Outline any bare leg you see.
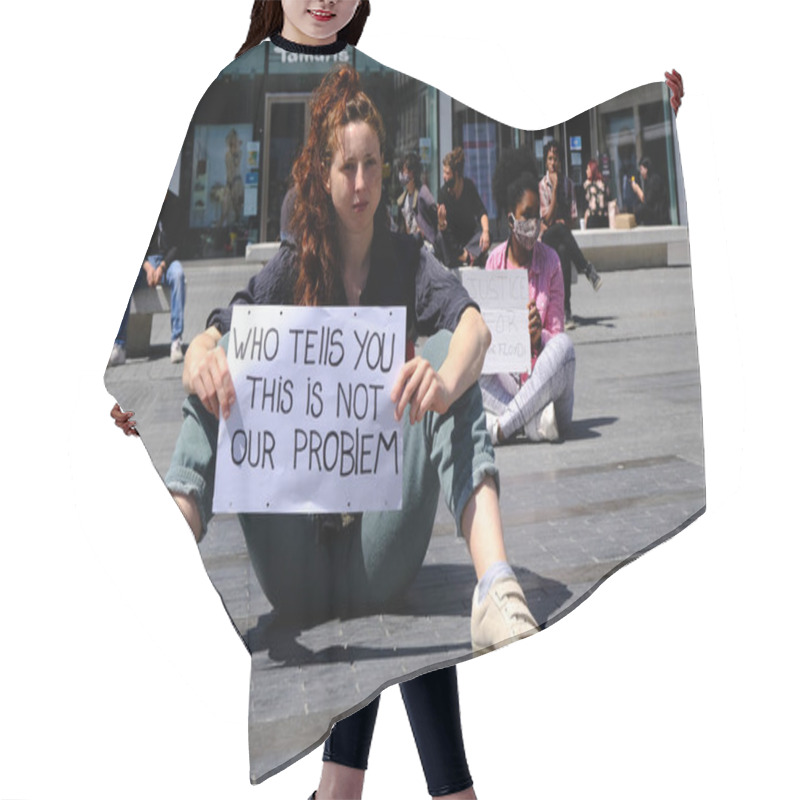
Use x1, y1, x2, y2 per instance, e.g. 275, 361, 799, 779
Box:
438, 789, 477, 799
463, 477, 538, 650
171, 491, 203, 543
460, 475, 508, 580
316, 762, 365, 800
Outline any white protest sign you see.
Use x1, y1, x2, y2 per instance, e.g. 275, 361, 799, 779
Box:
459, 268, 530, 373
213, 305, 406, 514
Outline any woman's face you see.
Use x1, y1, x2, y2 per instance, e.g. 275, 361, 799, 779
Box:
508, 189, 540, 251
514, 189, 539, 222
326, 120, 383, 236
281, 0, 361, 45
586, 164, 592, 181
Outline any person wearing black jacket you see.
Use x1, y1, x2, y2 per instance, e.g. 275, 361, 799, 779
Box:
632, 156, 670, 225
108, 189, 186, 366
435, 147, 491, 268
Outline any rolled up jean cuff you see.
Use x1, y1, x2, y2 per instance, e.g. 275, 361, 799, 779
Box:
165, 465, 211, 537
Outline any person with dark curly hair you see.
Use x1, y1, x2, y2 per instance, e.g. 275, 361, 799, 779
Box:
481, 171, 575, 445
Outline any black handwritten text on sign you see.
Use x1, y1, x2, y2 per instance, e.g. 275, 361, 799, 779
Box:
213, 306, 406, 514
458, 268, 529, 374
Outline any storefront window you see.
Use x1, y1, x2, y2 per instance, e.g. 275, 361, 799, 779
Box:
178, 47, 683, 260
597, 83, 678, 223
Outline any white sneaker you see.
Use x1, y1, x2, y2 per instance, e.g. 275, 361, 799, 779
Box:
108, 343, 126, 367
484, 412, 500, 446
523, 402, 559, 443
471, 575, 539, 653
170, 338, 184, 364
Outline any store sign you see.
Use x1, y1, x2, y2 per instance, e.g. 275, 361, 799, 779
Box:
570, 136, 582, 150
244, 142, 260, 217
214, 305, 406, 515
419, 137, 432, 164
268, 44, 352, 74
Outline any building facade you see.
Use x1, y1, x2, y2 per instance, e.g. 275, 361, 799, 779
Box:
168, 42, 684, 260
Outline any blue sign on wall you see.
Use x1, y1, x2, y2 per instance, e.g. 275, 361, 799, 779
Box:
570, 136, 582, 151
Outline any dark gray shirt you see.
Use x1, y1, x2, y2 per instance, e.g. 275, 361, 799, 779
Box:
208, 229, 478, 341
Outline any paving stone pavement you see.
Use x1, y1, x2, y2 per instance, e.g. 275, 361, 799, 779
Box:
105, 258, 704, 782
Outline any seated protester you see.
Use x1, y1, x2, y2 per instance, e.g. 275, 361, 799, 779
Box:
109, 189, 187, 366
396, 152, 438, 247
583, 159, 610, 229
632, 156, 670, 225
435, 147, 490, 267
539, 140, 602, 328
166, 66, 537, 654
481, 172, 576, 445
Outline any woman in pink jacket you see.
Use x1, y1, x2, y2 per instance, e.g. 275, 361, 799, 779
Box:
480, 171, 576, 444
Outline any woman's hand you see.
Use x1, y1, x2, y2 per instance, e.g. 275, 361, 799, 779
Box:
437, 203, 448, 231
528, 301, 543, 356
390, 356, 452, 425
479, 228, 490, 253
143, 260, 157, 287
110, 403, 139, 437
183, 327, 236, 420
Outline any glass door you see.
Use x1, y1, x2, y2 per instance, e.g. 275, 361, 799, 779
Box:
262, 95, 310, 242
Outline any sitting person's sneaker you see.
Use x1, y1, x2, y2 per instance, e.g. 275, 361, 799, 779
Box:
523, 401, 559, 443
471, 575, 539, 652
484, 411, 500, 446
170, 338, 184, 364
565, 314, 576, 330
108, 343, 126, 367
586, 262, 603, 291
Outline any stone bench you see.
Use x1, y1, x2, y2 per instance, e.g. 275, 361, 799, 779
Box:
126, 284, 170, 358
571, 224, 690, 271
245, 225, 690, 273
246, 241, 281, 265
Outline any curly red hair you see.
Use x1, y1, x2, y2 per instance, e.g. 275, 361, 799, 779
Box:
290, 66, 386, 306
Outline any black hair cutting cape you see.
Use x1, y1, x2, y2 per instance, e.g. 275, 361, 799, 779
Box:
104, 36, 703, 784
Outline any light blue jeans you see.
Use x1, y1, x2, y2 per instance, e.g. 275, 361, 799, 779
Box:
115, 255, 186, 345
165, 330, 499, 623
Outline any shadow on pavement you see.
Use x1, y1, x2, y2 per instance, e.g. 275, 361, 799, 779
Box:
250, 620, 466, 666
245, 563, 571, 663
571, 314, 617, 329
565, 415, 618, 441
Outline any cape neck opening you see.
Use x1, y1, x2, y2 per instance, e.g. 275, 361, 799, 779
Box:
270, 32, 349, 55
